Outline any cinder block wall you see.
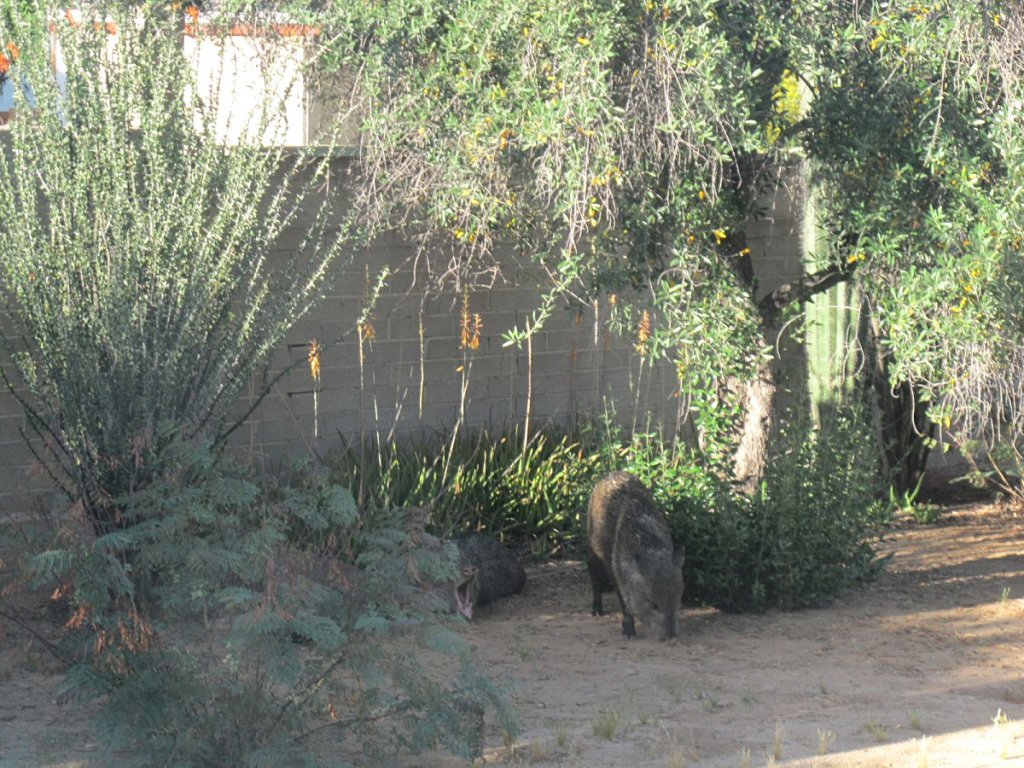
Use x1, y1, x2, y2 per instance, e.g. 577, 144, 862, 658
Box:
236, 228, 685, 469
0, 150, 811, 514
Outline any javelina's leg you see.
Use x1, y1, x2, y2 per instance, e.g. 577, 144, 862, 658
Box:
617, 589, 636, 637
588, 554, 607, 615
621, 613, 636, 637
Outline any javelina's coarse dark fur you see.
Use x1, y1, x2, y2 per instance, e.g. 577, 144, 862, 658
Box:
586, 471, 684, 640
453, 531, 527, 607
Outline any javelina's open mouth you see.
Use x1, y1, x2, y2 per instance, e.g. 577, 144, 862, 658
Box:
456, 581, 474, 620
454, 564, 478, 620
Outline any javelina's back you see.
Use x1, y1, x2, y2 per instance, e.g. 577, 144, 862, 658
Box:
586, 471, 684, 640
453, 531, 527, 606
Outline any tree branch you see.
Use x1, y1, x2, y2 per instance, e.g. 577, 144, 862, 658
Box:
757, 262, 857, 323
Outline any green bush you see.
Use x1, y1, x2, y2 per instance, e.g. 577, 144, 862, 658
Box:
33, 443, 513, 767
329, 426, 602, 552
747, 409, 889, 609
620, 410, 887, 612
330, 413, 887, 612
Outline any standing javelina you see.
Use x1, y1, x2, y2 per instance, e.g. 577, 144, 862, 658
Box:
453, 531, 527, 608
586, 471, 684, 640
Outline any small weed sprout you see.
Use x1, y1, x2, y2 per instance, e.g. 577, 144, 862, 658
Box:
555, 726, 570, 749
527, 740, 551, 763
866, 719, 891, 742
992, 708, 1013, 760
772, 721, 785, 760
701, 693, 723, 712
909, 710, 923, 731
503, 729, 516, 757
817, 728, 836, 755
738, 747, 752, 768
1000, 587, 1012, 608
593, 708, 621, 740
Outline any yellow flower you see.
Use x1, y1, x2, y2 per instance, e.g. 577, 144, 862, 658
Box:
713, 229, 728, 244
577, 36, 591, 46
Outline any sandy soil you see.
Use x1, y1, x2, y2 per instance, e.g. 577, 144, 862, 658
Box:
2, 502, 1023, 767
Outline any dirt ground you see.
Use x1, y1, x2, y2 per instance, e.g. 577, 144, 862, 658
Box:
2, 502, 1024, 767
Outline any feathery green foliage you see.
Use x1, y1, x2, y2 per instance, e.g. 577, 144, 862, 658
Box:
37, 442, 513, 766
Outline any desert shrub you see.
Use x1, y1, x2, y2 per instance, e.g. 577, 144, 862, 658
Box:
745, 409, 889, 609
616, 410, 887, 612
32, 442, 512, 766
0, 2, 346, 540
330, 413, 885, 611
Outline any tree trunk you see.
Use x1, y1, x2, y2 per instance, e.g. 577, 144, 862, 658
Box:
727, 261, 856, 493
861, 307, 932, 494
732, 358, 776, 495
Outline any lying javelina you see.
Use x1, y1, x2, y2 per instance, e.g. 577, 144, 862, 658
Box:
453, 531, 527, 608
586, 471, 684, 640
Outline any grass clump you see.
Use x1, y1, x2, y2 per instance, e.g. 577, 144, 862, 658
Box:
592, 708, 622, 741
329, 426, 601, 554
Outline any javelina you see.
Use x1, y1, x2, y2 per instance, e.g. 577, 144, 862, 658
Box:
414, 530, 481, 619
453, 531, 527, 607
586, 471, 684, 640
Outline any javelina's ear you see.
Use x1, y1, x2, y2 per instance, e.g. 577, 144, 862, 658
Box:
672, 548, 685, 570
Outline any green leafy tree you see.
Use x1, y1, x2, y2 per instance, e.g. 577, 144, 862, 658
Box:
307, 0, 809, 485
302, 0, 1024, 498
797, 1, 1024, 494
